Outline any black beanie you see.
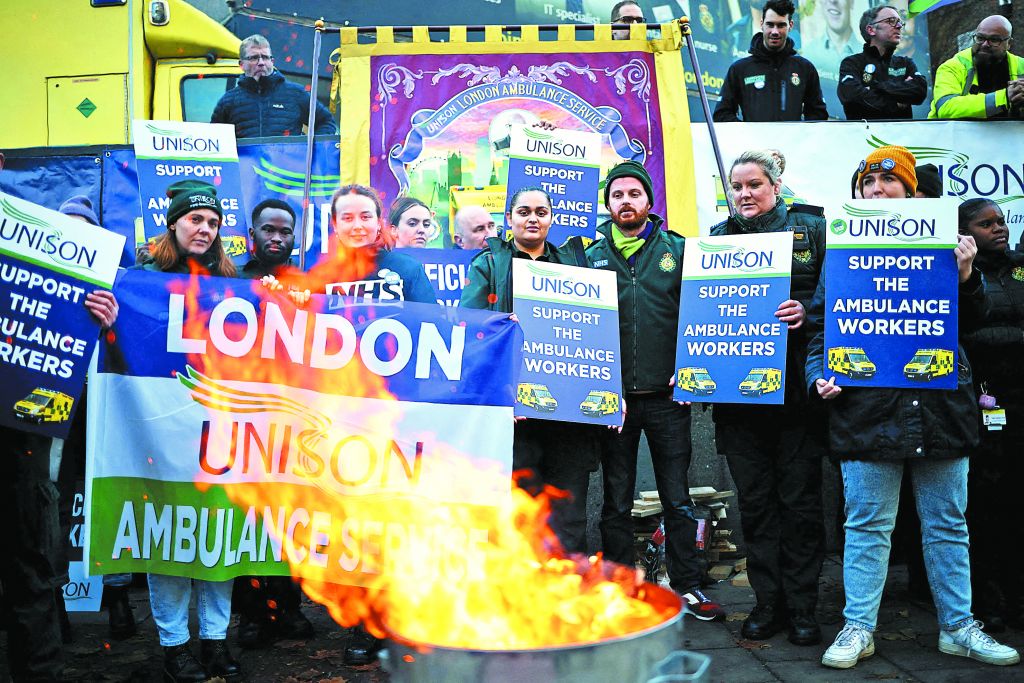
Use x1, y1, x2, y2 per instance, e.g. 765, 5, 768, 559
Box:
915, 164, 941, 199
166, 180, 222, 227
603, 160, 654, 207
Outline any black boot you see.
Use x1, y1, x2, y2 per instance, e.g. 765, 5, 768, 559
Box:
787, 609, 822, 646
200, 639, 241, 679
278, 608, 315, 640
237, 613, 275, 649
163, 642, 207, 683
741, 604, 785, 640
344, 626, 383, 665
106, 585, 137, 640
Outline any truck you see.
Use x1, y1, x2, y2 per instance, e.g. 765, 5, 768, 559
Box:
517, 383, 558, 412
676, 367, 716, 396
738, 368, 782, 397
828, 346, 877, 380
13, 388, 75, 424
579, 390, 619, 417
903, 348, 954, 381
0, 0, 242, 150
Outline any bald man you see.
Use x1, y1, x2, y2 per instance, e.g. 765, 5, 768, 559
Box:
453, 205, 497, 250
930, 15, 1023, 119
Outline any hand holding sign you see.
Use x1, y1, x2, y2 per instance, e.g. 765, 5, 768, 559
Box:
955, 233, 977, 283
85, 291, 119, 329
815, 376, 842, 400
775, 299, 805, 329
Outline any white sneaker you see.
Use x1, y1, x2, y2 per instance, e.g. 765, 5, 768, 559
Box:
821, 624, 875, 669
939, 621, 1020, 666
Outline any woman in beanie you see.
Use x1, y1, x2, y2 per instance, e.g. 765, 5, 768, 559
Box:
810, 146, 1020, 669
138, 179, 236, 277
708, 149, 827, 647
137, 179, 241, 682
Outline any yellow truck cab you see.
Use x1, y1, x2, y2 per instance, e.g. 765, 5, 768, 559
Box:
676, 367, 716, 396
738, 367, 782, 397
828, 346, 877, 380
580, 390, 619, 417
0, 0, 241, 150
13, 388, 75, 424
517, 383, 558, 412
903, 348, 954, 381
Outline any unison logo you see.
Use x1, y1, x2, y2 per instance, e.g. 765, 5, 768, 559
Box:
253, 158, 340, 198
525, 262, 601, 300
0, 198, 98, 272
146, 123, 222, 154
522, 127, 589, 161
698, 240, 773, 272
839, 203, 935, 242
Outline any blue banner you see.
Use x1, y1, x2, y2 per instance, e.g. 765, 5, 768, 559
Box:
394, 247, 476, 307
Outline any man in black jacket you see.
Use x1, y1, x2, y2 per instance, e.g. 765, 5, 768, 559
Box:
212, 35, 337, 138
838, 5, 927, 120
714, 0, 828, 122
241, 198, 297, 279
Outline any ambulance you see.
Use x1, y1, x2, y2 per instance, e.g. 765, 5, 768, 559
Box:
738, 368, 782, 397
828, 346, 877, 379
517, 383, 558, 412
676, 367, 716, 396
903, 349, 954, 381
579, 390, 620, 417
12, 389, 75, 424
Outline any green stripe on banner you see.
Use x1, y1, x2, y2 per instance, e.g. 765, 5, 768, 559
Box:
827, 243, 956, 250
519, 294, 618, 310
682, 273, 792, 281
0, 244, 110, 288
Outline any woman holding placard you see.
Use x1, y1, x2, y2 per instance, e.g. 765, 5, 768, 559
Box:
462, 186, 598, 555
810, 147, 1019, 669
708, 149, 827, 647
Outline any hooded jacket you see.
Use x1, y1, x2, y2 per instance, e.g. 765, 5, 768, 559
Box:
839, 44, 927, 120
211, 70, 337, 138
585, 215, 685, 393
713, 34, 829, 122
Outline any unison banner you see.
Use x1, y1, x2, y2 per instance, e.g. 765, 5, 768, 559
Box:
0, 192, 124, 438
823, 198, 959, 390
672, 233, 792, 405
85, 271, 520, 583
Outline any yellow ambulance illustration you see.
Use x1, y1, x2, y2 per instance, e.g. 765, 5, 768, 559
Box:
12, 388, 74, 424
903, 349, 954, 381
828, 346, 877, 379
517, 383, 558, 412
676, 367, 717, 396
580, 390, 620, 417
739, 368, 782, 397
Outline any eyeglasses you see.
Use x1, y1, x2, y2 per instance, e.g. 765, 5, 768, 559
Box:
243, 54, 274, 63
870, 17, 905, 29
614, 16, 646, 24
974, 33, 1009, 46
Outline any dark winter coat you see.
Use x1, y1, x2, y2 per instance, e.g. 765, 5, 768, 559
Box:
211, 71, 337, 138
839, 45, 927, 120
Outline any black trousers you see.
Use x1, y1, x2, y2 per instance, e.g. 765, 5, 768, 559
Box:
716, 412, 825, 612
513, 419, 598, 555
600, 395, 700, 593
234, 575, 303, 621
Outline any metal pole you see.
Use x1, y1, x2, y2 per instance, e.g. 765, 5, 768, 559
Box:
300, 19, 325, 271
678, 17, 734, 217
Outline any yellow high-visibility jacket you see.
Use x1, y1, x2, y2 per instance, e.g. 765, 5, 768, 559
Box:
929, 48, 1023, 119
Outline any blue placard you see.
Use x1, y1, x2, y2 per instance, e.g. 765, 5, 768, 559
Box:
505, 126, 601, 246
824, 199, 959, 390
672, 233, 793, 405
512, 260, 622, 425
394, 247, 477, 307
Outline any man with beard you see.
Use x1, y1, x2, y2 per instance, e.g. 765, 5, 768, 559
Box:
586, 161, 725, 622
930, 15, 1023, 120
241, 199, 298, 279
838, 5, 927, 120
714, 0, 828, 121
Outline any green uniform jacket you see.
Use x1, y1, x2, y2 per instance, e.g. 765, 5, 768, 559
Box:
929, 48, 1023, 119
585, 215, 685, 393
461, 235, 588, 313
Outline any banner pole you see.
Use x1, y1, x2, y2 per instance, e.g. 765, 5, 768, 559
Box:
678, 17, 734, 217
300, 19, 325, 271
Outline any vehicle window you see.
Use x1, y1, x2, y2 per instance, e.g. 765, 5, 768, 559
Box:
181, 74, 238, 122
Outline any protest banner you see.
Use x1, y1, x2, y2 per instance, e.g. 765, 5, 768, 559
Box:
85, 271, 520, 584
132, 120, 248, 262
673, 233, 793, 405
505, 125, 602, 245
511, 260, 621, 425
63, 481, 103, 612
0, 192, 124, 438
395, 247, 475, 307
824, 198, 958, 390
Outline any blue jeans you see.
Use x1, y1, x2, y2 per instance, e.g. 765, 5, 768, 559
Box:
841, 458, 973, 632
148, 574, 233, 646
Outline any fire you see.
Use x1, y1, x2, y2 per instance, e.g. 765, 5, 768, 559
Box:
168, 243, 677, 650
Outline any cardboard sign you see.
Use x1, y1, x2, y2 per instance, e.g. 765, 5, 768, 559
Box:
673, 232, 793, 404
0, 192, 124, 438
63, 482, 103, 612
824, 198, 959, 390
512, 259, 622, 425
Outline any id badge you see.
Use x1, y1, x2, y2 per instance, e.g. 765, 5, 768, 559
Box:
982, 408, 1007, 431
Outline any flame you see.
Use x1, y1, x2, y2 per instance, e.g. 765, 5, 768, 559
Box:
166, 242, 677, 650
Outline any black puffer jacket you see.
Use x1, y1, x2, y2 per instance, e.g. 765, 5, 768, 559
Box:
713, 34, 829, 122
711, 200, 826, 419
211, 71, 337, 138
805, 269, 988, 461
